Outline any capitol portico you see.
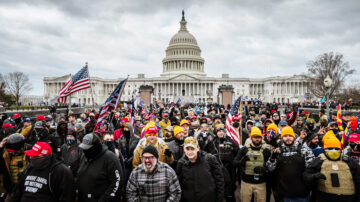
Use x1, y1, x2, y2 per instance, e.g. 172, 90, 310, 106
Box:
44, 11, 312, 106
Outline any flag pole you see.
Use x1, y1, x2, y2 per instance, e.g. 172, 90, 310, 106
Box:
239, 96, 243, 146
68, 74, 72, 112
86, 62, 96, 109
110, 75, 129, 124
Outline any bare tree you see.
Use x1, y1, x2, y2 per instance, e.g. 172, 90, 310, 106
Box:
4, 72, 32, 105
306, 52, 355, 98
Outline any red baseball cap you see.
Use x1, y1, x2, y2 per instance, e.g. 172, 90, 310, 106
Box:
25, 142, 52, 157
2, 123, 14, 129
163, 113, 169, 117
146, 127, 158, 135
348, 133, 360, 143
36, 115, 45, 121
232, 116, 241, 121
13, 113, 21, 119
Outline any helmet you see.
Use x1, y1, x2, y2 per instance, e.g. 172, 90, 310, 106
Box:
6, 133, 25, 151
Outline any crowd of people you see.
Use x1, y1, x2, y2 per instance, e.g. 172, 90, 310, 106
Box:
0, 101, 359, 202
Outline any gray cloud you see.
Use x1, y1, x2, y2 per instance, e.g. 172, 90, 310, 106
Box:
0, 0, 359, 95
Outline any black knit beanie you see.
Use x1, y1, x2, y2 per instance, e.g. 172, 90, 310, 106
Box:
142, 145, 159, 159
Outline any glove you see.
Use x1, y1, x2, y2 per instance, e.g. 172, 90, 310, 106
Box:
164, 149, 172, 157
270, 149, 280, 160
254, 166, 266, 175
314, 173, 326, 180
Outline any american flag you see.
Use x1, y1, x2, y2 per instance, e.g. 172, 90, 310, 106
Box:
58, 66, 91, 103
225, 96, 242, 146
95, 78, 127, 130
129, 90, 137, 133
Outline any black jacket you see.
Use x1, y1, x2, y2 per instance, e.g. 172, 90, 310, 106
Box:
77, 145, 124, 202
117, 126, 139, 168
303, 155, 360, 202
60, 143, 83, 177
12, 155, 75, 202
176, 151, 224, 202
210, 136, 239, 164
167, 138, 184, 168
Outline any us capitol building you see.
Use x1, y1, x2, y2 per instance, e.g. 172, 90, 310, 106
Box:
44, 11, 311, 106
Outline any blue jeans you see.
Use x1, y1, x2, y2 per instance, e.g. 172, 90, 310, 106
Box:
283, 197, 308, 202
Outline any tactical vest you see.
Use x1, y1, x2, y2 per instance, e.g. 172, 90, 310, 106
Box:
218, 139, 235, 162
9, 154, 28, 183
244, 144, 265, 175
317, 153, 355, 195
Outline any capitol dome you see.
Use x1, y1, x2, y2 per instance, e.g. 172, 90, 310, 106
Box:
161, 11, 206, 77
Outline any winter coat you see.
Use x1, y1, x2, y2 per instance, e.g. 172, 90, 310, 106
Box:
77, 145, 124, 202
176, 151, 224, 202
12, 155, 75, 202
60, 143, 83, 177
167, 138, 184, 168
132, 140, 174, 169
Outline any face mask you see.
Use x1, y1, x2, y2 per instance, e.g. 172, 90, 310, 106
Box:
308, 125, 314, 130
83, 143, 102, 159
30, 155, 51, 169
66, 137, 75, 145
325, 149, 341, 160
37, 129, 48, 139
247, 125, 253, 131
104, 140, 115, 151
232, 122, 240, 128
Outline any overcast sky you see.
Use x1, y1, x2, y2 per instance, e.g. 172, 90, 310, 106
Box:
0, 0, 359, 95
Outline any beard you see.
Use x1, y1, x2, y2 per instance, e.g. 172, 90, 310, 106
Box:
144, 162, 156, 173
284, 140, 294, 146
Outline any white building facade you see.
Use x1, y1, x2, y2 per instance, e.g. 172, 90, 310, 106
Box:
44, 12, 312, 106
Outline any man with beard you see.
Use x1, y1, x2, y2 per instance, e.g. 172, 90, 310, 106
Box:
196, 123, 216, 153
266, 126, 312, 201
305, 118, 317, 134
0, 133, 29, 201
189, 116, 200, 136
234, 127, 271, 202
12, 113, 23, 131
60, 129, 83, 177
78, 133, 123, 202
177, 137, 224, 202
12, 142, 75, 202
163, 126, 174, 143
167, 126, 185, 169
126, 145, 181, 202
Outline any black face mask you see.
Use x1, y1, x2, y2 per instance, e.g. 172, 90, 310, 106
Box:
36, 129, 48, 139
104, 140, 116, 152
123, 130, 130, 138
307, 125, 314, 130
30, 155, 52, 170
83, 143, 102, 159
232, 122, 240, 128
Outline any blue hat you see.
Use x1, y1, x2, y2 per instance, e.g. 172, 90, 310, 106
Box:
23, 118, 31, 122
